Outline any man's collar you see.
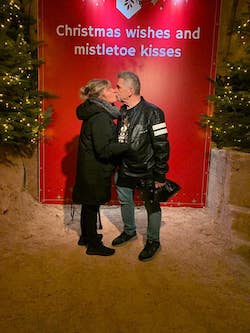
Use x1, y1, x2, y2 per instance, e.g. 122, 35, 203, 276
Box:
125, 96, 143, 110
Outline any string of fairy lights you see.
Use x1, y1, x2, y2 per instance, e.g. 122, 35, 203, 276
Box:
206, 61, 249, 143
216, 63, 249, 105
217, 17, 249, 107
0, 0, 48, 146
86, 0, 189, 8
236, 18, 250, 46
202, 16, 249, 147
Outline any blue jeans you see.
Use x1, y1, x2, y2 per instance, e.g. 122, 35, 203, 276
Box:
116, 178, 162, 241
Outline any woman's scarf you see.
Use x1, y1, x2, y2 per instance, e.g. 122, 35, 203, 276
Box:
89, 97, 121, 119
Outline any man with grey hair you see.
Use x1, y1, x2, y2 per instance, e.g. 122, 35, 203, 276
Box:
112, 71, 169, 261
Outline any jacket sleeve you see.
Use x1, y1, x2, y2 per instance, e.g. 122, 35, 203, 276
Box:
91, 113, 128, 161
149, 108, 170, 183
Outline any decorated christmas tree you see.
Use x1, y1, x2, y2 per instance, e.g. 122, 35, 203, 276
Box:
201, 15, 250, 150
0, 0, 52, 155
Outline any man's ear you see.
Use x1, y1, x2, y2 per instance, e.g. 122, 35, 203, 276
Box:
129, 87, 134, 96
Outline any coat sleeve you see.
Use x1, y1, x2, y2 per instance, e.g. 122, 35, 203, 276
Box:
149, 108, 170, 183
91, 113, 128, 161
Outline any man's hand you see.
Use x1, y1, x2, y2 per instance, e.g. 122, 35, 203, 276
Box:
154, 181, 166, 189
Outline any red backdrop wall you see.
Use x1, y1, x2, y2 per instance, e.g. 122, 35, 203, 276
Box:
38, 0, 221, 207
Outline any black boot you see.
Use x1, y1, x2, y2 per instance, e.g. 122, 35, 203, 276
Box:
77, 235, 88, 246
138, 240, 160, 261
78, 234, 103, 246
86, 242, 115, 256
112, 231, 137, 246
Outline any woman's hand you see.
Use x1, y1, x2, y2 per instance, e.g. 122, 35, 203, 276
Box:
154, 181, 166, 189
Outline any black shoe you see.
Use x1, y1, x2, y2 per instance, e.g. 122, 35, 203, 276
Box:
112, 231, 137, 246
78, 234, 103, 246
138, 240, 160, 261
86, 242, 115, 256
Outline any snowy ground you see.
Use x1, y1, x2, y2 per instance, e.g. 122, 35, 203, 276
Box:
0, 191, 250, 333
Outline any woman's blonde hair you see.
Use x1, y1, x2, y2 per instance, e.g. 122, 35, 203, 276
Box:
80, 79, 110, 99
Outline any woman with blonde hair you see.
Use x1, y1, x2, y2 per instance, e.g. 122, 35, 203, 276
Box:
73, 79, 128, 256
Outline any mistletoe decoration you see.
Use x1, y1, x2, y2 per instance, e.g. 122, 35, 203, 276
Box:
124, 0, 139, 10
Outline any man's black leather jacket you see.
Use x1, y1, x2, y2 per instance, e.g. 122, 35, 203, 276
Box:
117, 97, 170, 183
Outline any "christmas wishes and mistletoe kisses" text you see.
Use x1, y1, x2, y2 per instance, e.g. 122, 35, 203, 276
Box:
55, 25, 201, 58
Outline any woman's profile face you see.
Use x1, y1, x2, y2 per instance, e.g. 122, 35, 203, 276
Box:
99, 85, 117, 104
80, 92, 85, 102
